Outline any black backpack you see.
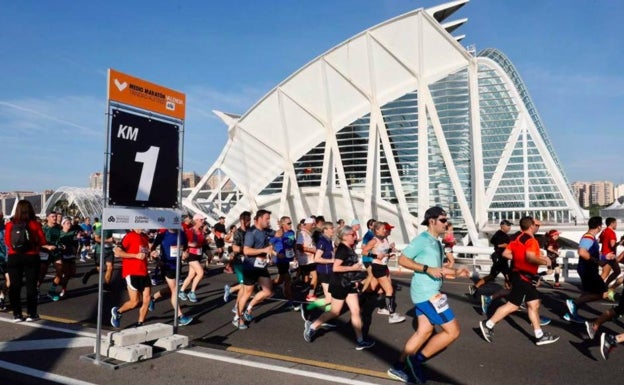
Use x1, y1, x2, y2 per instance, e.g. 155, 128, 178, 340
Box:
11, 222, 32, 252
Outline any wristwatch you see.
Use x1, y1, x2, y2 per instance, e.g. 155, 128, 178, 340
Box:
423, 265, 429, 273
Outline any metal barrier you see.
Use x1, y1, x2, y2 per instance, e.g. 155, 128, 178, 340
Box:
387, 244, 581, 282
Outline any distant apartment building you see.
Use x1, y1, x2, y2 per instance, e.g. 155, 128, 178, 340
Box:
572, 181, 614, 207
89, 172, 104, 190
182, 172, 201, 188
615, 183, 624, 201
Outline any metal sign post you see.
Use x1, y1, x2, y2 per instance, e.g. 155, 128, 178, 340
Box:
83, 69, 185, 367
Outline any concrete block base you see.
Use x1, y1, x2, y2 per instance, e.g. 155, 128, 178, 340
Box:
153, 334, 189, 351
106, 344, 153, 363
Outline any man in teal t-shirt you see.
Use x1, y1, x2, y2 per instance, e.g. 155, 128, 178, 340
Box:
387, 207, 469, 384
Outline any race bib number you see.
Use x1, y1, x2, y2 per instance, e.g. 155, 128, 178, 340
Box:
285, 249, 295, 259
189, 247, 201, 255
429, 293, 449, 314
253, 257, 267, 269
170, 246, 180, 258
39, 252, 49, 262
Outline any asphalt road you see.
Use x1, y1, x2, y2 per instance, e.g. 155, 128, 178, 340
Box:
1, 260, 623, 384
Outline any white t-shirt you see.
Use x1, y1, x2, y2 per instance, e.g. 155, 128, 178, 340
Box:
296, 230, 315, 265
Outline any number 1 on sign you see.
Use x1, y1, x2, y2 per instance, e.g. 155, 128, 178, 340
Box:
134, 146, 159, 201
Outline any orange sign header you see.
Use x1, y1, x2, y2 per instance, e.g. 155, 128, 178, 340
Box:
107, 69, 185, 120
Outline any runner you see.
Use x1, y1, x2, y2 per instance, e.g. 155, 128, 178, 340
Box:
387, 207, 470, 384
212, 216, 227, 264
234, 209, 274, 329
41, 212, 62, 302
83, 223, 115, 291
544, 229, 562, 288
224, 211, 251, 317
110, 229, 151, 328
57, 217, 78, 298
361, 221, 405, 324
479, 216, 559, 346
599, 217, 620, 289
271, 216, 297, 310
313, 222, 336, 309
303, 225, 374, 350
564, 216, 615, 323
297, 217, 318, 302
469, 220, 512, 297
179, 214, 207, 303
148, 228, 193, 326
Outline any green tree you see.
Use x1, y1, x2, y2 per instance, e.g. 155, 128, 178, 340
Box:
588, 204, 603, 217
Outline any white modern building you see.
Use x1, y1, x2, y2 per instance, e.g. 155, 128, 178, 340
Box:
184, 0, 584, 245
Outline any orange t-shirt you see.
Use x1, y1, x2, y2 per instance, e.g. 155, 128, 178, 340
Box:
506, 232, 540, 275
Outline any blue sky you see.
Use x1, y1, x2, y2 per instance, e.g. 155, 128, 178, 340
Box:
1, 0, 622, 192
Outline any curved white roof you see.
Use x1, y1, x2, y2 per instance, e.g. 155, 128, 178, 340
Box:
212, 8, 471, 201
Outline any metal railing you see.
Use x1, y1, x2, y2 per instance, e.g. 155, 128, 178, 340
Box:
387, 244, 581, 281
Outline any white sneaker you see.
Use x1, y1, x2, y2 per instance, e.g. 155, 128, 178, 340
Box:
377, 308, 390, 315
389, 313, 406, 324
585, 321, 596, 340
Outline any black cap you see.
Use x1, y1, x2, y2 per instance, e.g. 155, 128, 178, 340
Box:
500, 220, 513, 226
421, 206, 447, 226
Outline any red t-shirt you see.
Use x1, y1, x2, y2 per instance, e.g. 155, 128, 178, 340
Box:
4, 219, 47, 256
599, 227, 616, 255
184, 227, 205, 256
506, 232, 540, 275
120, 231, 149, 278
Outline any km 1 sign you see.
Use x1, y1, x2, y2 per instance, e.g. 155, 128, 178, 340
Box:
108, 108, 179, 208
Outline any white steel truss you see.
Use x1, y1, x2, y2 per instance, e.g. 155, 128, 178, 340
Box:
184, 0, 583, 245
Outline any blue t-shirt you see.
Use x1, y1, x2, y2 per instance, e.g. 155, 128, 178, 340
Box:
361, 230, 375, 263
578, 234, 599, 276
244, 226, 272, 268
80, 223, 93, 238
316, 235, 334, 275
402, 231, 444, 304
270, 229, 296, 263
156, 230, 188, 270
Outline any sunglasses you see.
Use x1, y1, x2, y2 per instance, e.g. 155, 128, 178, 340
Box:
437, 218, 448, 223
285, 222, 292, 225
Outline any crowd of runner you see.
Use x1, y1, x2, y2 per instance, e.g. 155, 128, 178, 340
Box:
2, 200, 624, 384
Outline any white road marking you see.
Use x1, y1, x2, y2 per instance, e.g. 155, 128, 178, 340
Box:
0, 316, 383, 384
0, 337, 94, 352
0, 359, 98, 385
179, 349, 383, 385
